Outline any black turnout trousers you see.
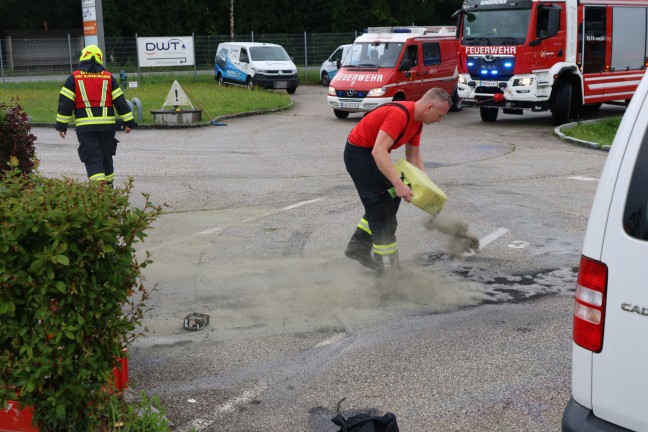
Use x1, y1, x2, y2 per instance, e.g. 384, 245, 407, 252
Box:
76, 130, 118, 181
344, 141, 401, 254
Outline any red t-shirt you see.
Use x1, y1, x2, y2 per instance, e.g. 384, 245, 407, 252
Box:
348, 102, 422, 152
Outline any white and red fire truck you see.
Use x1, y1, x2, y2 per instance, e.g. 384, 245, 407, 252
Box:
327, 26, 462, 119
455, 0, 648, 125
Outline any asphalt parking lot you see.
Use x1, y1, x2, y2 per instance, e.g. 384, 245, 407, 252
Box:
31, 85, 624, 431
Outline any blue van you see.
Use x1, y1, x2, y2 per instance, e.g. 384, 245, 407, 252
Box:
214, 42, 299, 94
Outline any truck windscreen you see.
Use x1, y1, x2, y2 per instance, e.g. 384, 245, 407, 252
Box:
344, 42, 404, 68
462, 9, 531, 46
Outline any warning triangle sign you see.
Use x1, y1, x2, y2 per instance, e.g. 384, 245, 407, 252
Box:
162, 80, 195, 109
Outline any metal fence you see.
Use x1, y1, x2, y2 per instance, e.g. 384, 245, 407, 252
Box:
0, 32, 359, 81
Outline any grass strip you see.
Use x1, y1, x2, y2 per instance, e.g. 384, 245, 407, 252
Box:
0, 74, 292, 125
562, 117, 621, 146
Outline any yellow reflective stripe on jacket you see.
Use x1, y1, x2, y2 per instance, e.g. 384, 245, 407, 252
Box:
77, 81, 91, 108
77, 80, 93, 118
60, 87, 75, 101
373, 242, 398, 255
120, 111, 134, 122
100, 80, 108, 107
112, 87, 124, 99
56, 113, 72, 123
358, 218, 372, 235
75, 116, 116, 126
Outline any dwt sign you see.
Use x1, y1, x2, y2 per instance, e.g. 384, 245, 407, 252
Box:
137, 36, 195, 67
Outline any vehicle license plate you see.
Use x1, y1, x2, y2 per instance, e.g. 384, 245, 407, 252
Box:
275, 81, 288, 89
481, 80, 499, 87
340, 102, 359, 109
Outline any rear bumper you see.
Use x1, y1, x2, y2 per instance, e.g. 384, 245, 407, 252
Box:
562, 398, 632, 432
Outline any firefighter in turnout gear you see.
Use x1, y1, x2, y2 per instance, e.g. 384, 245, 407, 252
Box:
56, 44, 136, 186
343, 88, 451, 275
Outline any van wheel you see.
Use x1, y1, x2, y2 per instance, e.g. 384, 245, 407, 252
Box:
217, 74, 224, 86
552, 81, 572, 126
480, 107, 498, 122
450, 88, 463, 112
334, 109, 349, 119
246, 77, 254, 91
287, 87, 297, 94
321, 72, 330, 87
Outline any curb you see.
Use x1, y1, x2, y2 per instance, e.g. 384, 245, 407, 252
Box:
554, 119, 611, 152
29, 101, 294, 130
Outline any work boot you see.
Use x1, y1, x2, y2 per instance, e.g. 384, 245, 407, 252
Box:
374, 252, 402, 278
345, 233, 375, 270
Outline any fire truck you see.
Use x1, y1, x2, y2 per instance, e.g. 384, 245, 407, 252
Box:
455, 0, 648, 125
327, 26, 462, 118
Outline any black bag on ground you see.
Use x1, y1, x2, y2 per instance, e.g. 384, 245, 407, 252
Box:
331, 412, 399, 432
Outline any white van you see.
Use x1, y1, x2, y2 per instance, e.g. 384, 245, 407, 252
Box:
319, 44, 351, 87
562, 69, 648, 430
214, 42, 299, 94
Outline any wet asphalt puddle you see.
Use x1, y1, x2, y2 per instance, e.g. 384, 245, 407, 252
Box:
417, 252, 577, 304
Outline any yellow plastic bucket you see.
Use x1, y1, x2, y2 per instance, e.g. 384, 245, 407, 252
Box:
393, 159, 447, 215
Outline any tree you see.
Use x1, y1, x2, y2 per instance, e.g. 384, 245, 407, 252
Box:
1, 0, 461, 38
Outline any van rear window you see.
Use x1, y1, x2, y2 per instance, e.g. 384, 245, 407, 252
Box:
623, 132, 648, 240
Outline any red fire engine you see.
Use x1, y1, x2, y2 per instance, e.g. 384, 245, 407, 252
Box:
327, 26, 462, 118
455, 0, 648, 125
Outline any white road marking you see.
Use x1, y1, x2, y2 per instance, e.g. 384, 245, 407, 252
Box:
567, 176, 598, 182
283, 198, 325, 210
197, 198, 325, 235
508, 240, 530, 249
464, 227, 509, 257
480, 227, 510, 248
314, 333, 346, 348
183, 382, 267, 431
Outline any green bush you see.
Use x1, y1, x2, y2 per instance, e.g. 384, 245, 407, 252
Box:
107, 392, 172, 431
0, 172, 162, 431
0, 102, 37, 176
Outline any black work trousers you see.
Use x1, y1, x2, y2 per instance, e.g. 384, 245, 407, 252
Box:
76, 130, 118, 182
344, 141, 401, 255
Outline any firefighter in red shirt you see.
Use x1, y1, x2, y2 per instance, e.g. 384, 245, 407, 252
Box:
56, 44, 136, 187
344, 88, 452, 274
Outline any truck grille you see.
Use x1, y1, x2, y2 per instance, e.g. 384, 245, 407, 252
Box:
335, 89, 368, 99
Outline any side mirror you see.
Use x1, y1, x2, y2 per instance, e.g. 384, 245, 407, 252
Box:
399, 58, 412, 72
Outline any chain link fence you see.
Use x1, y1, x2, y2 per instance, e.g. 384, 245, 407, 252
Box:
0, 32, 359, 83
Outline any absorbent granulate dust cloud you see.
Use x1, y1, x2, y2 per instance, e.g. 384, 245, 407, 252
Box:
423, 211, 480, 258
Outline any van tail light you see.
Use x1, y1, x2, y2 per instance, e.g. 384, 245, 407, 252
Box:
573, 255, 608, 353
